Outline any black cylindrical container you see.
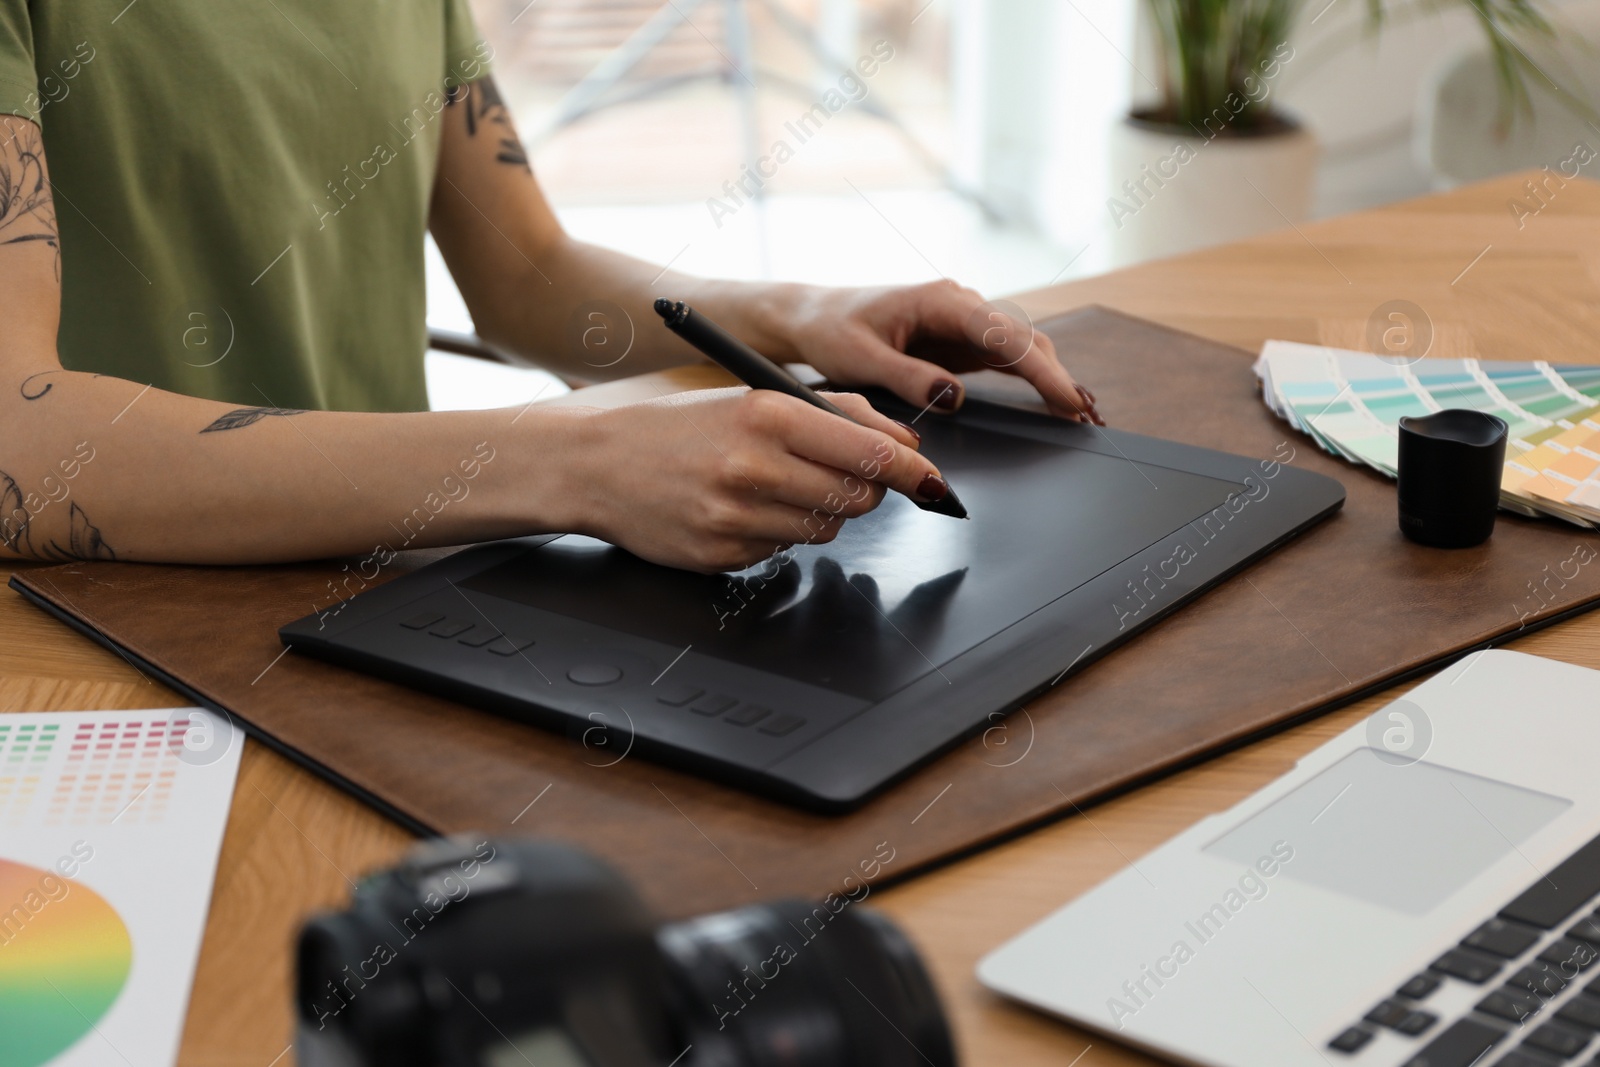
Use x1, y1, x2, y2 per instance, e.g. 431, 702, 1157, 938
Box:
1396, 409, 1508, 548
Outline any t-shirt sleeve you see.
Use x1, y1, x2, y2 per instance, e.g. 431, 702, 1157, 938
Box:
443, 0, 492, 88
0, 0, 38, 122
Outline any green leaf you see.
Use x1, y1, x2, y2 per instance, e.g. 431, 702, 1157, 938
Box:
1139, 0, 1579, 132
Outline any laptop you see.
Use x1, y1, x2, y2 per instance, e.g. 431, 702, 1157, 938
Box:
279, 392, 1343, 812
979, 649, 1600, 1067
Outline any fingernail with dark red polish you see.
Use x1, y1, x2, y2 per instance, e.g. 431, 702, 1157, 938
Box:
928, 380, 962, 412
916, 472, 949, 502
894, 420, 921, 443
1079, 385, 1096, 405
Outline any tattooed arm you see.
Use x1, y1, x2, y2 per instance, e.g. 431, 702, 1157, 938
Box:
0, 116, 578, 566
0, 114, 585, 565
0, 124, 58, 281
428, 73, 783, 385
0, 115, 936, 573
427, 77, 1096, 419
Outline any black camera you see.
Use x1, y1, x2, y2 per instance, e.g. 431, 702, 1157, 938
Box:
296, 836, 958, 1067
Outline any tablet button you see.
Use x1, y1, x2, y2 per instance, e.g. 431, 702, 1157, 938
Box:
485, 636, 535, 656
400, 611, 444, 630
458, 629, 500, 648
429, 619, 474, 639
689, 695, 737, 717
655, 685, 703, 707
724, 704, 770, 727
758, 713, 805, 737
567, 663, 623, 687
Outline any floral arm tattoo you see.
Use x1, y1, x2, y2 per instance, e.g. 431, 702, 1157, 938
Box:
0, 122, 59, 281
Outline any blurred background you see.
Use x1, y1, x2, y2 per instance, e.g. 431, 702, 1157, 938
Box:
426, 0, 1600, 409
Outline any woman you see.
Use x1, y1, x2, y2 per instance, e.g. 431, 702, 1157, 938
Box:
0, 0, 1097, 573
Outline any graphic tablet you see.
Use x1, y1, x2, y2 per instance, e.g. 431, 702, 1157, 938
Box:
280, 392, 1344, 811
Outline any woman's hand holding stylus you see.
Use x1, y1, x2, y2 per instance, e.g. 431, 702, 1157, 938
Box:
560, 388, 944, 573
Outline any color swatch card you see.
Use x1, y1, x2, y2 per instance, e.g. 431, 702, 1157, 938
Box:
1255, 341, 1600, 527
0, 709, 243, 1067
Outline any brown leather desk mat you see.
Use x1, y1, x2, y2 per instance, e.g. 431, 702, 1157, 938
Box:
13, 306, 1600, 919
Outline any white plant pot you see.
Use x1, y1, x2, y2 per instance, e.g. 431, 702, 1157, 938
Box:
1104, 114, 1319, 266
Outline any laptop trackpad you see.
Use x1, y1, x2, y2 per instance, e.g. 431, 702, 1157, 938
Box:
1204, 747, 1571, 915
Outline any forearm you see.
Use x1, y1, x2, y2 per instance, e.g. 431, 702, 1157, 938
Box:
470, 233, 816, 381
1, 367, 592, 565
427, 78, 817, 380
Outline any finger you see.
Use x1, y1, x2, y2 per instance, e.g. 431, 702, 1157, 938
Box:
819, 323, 966, 417
821, 389, 923, 450
902, 282, 1101, 422
691, 500, 850, 573
1003, 329, 1102, 424
901, 279, 994, 387
743, 501, 851, 549
757, 453, 887, 519
692, 538, 798, 575
826, 334, 967, 416
896, 280, 994, 411
755, 393, 945, 504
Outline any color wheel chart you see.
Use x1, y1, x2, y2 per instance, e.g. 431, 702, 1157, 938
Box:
0, 858, 131, 1067
0, 709, 241, 1067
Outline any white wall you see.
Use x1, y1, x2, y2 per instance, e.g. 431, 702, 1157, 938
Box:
950, 0, 1137, 269
953, 0, 1600, 232
1278, 0, 1600, 215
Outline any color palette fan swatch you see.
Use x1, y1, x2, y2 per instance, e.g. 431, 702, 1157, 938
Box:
1255, 341, 1600, 526
0, 709, 241, 1067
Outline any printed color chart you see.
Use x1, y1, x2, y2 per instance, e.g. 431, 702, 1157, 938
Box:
0, 858, 131, 1067
1256, 341, 1600, 526
0, 709, 240, 1067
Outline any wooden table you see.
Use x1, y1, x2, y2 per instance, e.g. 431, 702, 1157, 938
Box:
6, 170, 1600, 1066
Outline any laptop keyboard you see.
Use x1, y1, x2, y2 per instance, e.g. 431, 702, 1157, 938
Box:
1329, 829, 1600, 1065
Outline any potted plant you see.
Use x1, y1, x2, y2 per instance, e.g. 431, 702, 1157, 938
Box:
1106, 0, 1562, 264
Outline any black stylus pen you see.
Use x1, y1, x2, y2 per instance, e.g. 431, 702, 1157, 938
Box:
654, 298, 968, 519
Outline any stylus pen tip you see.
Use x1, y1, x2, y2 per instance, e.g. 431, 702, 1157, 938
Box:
916, 488, 969, 519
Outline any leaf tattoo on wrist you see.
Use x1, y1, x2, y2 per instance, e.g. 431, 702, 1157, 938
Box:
1, 472, 115, 562
199, 406, 307, 433
0, 472, 27, 553
48, 502, 115, 561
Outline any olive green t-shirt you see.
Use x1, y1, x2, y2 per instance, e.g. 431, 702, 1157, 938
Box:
0, 0, 487, 411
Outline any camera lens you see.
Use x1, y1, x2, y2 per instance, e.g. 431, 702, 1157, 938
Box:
658, 899, 955, 1067
297, 840, 958, 1067
298, 907, 430, 1066
299, 838, 692, 1067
